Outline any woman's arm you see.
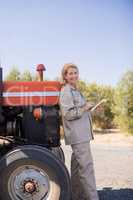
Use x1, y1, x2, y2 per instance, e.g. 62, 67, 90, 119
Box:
59, 89, 85, 121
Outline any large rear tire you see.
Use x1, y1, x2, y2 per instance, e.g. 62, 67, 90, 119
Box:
0, 145, 71, 200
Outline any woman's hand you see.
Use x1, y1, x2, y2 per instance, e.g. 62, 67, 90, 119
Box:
84, 102, 95, 111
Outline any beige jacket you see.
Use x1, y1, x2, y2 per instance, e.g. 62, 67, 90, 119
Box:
59, 84, 94, 145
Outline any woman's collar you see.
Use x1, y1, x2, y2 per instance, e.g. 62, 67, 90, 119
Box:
67, 83, 77, 90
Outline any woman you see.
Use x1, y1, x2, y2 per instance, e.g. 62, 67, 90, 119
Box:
59, 63, 99, 200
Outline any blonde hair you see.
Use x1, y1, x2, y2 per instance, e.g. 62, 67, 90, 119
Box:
61, 63, 78, 85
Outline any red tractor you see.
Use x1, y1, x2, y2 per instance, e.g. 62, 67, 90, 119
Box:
0, 65, 71, 200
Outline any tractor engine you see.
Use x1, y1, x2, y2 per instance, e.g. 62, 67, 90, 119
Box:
0, 66, 61, 149
0, 105, 60, 147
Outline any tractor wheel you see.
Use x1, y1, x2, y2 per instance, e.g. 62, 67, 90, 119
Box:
52, 147, 65, 163
0, 145, 71, 200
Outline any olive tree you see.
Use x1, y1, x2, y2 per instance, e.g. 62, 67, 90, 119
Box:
113, 70, 133, 134
5, 67, 20, 81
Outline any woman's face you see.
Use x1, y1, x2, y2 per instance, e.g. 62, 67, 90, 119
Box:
65, 67, 79, 86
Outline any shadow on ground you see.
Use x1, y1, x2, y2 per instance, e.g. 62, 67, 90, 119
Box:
98, 188, 133, 200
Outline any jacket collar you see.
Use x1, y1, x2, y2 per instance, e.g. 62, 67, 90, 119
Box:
67, 83, 77, 90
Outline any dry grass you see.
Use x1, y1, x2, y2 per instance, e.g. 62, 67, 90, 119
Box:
92, 132, 133, 147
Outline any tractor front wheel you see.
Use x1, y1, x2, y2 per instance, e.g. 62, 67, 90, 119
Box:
0, 145, 71, 200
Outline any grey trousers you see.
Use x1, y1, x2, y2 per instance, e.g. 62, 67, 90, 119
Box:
71, 142, 99, 200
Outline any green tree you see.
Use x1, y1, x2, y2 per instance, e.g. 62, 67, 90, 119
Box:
5, 67, 20, 81
21, 70, 33, 81
88, 84, 115, 129
78, 80, 88, 97
113, 70, 133, 134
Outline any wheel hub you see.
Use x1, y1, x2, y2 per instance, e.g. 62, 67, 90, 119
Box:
23, 179, 37, 194
8, 165, 50, 200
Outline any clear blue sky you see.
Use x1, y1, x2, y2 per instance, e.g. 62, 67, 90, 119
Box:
0, 0, 133, 85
